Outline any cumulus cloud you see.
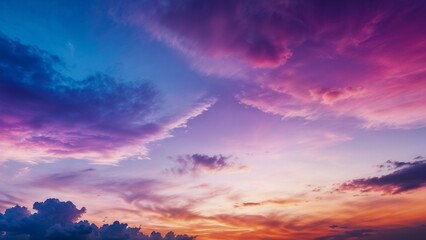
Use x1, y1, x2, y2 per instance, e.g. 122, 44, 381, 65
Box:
0, 199, 195, 240
167, 154, 248, 176
0, 33, 214, 164
337, 157, 426, 194
113, 0, 426, 129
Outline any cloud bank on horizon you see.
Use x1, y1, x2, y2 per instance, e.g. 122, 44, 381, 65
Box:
0, 198, 195, 240
337, 157, 426, 194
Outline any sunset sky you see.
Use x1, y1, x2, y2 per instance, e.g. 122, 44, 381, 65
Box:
1, 0, 426, 239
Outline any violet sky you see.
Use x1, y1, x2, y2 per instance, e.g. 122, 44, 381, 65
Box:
1, 0, 426, 239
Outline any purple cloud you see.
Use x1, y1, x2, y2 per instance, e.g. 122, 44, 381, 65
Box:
168, 154, 247, 176
26, 169, 170, 208
317, 225, 426, 240
337, 157, 426, 194
315, 229, 376, 240
0, 33, 214, 163
113, 0, 301, 68
0, 199, 195, 240
0, 199, 85, 239
114, 0, 426, 129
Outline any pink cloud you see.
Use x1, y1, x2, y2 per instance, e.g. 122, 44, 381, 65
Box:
117, 0, 426, 129
309, 87, 364, 105
111, 0, 306, 68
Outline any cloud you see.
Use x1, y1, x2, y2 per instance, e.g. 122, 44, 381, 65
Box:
0, 194, 23, 211
25, 169, 171, 210
0, 33, 214, 164
315, 229, 376, 240
316, 225, 426, 240
235, 5, 426, 128
114, 0, 426, 129
328, 225, 347, 229
167, 154, 248, 176
337, 157, 426, 194
364, 225, 426, 240
0, 199, 195, 240
0, 199, 85, 240
112, 0, 300, 68
234, 198, 302, 208
309, 87, 364, 105
23, 168, 215, 223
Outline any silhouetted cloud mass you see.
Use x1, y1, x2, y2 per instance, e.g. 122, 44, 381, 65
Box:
0, 199, 195, 240
316, 225, 426, 240
315, 229, 375, 240
338, 157, 426, 194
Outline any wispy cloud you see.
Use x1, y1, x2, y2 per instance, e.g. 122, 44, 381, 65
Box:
234, 198, 302, 208
113, 0, 426, 129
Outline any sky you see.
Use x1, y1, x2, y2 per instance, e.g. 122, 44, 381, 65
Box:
0, 0, 426, 239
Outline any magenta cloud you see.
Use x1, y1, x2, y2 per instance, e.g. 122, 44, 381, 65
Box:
116, 0, 426, 128
114, 0, 301, 68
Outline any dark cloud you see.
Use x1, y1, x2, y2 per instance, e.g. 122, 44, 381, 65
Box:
0, 199, 85, 240
168, 154, 247, 176
364, 225, 426, 240
317, 225, 426, 240
329, 225, 347, 229
0, 199, 195, 240
315, 229, 375, 240
337, 157, 426, 194
0, 33, 159, 157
